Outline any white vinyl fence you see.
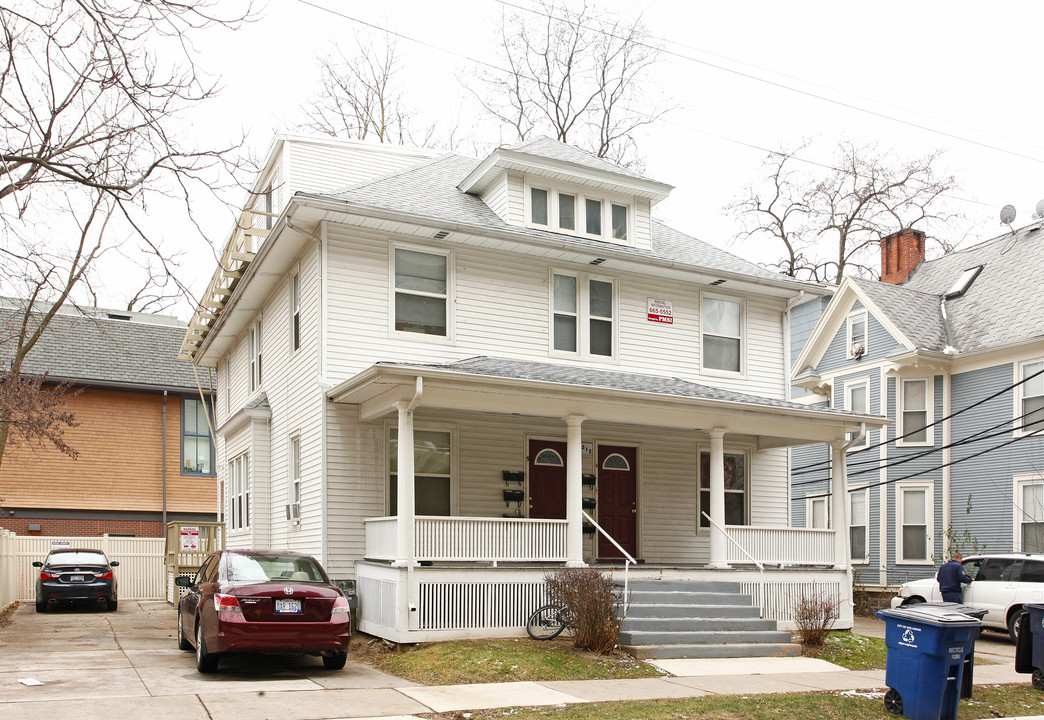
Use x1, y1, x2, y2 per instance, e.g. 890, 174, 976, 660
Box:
0, 530, 166, 609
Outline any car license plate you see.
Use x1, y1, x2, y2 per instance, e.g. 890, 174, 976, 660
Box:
69, 574, 84, 582
275, 599, 301, 613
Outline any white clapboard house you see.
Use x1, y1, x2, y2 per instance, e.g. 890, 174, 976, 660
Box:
180, 134, 885, 654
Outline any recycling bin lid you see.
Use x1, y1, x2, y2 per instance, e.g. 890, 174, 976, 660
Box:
1025, 603, 1044, 612
877, 604, 982, 626
920, 601, 988, 621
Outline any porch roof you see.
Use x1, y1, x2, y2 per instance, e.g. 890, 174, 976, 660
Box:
328, 356, 888, 449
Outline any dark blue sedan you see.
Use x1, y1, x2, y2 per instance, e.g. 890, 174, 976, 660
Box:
32, 548, 119, 612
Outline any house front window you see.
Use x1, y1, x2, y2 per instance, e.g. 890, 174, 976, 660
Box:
559, 193, 575, 230
898, 484, 931, 562
1021, 360, 1044, 434
585, 198, 602, 236
531, 187, 549, 226
611, 204, 628, 240
290, 272, 300, 352
850, 489, 868, 562
250, 318, 262, 392
394, 248, 449, 336
701, 295, 743, 373
807, 496, 827, 529
229, 453, 250, 531
845, 378, 870, 449
848, 312, 868, 358
289, 435, 301, 521
551, 272, 614, 358
900, 378, 930, 444
698, 451, 746, 528
1019, 478, 1044, 553
389, 429, 452, 516
182, 396, 213, 475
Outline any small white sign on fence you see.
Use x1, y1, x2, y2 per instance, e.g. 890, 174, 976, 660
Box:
179, 526, 200, 552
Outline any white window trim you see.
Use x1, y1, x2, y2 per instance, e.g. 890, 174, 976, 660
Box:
846, 310, 869, 359
849, 486, 870, 564
389, 242, 455, 343
289, 434, 301, 527
844, 376, 871, 450
385, 421, 459, 516
1014, 358, 1044, 438
897, 377, 935, 447
523, 176, 635, 246
1014, 473, 1044, 553
895, 482, 933, 565
700, 291, 747, 378
548, 269, 618, 361
806, 495, 828, 529
228, 452, 251, 533
695, 445, 750, 534
290, 270, 301, 354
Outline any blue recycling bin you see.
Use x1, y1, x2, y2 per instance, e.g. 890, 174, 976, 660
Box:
918, 602, 987, 699
876, 604, 982, 720
1015, 603, 1044, 690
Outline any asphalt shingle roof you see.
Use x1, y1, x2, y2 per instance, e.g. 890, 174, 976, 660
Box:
0, 308, 198, 390
504, 137, 654, 183
850, 224, 1044, 354
390, 355, 867, 417
330, 153, 784, 283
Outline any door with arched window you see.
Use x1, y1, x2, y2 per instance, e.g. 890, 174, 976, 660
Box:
528, 439, 567, 519
597, 445, 637, 559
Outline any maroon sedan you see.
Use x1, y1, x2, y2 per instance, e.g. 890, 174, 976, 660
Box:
175, 550, 351, 673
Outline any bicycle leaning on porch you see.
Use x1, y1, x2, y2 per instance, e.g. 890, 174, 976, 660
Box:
525, 603, 575, 640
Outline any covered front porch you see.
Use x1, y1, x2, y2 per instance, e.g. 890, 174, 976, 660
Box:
329, 357, 886, 643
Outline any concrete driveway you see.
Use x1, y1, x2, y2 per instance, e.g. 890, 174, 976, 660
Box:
0, 600, 423, 720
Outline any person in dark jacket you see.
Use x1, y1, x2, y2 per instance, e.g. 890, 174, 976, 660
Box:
937, 552, 973, 602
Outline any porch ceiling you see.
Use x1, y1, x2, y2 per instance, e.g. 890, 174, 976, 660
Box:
328, 357, 888, 449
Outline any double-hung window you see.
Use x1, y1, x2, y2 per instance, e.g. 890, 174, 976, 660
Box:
182, 396, 214, 475
701, 295, 743, 373
551, 272, 614, 358
847, 312, 868, 358
290, 272, 300, 352
850, 489, 868, 562
807, 496, 828, 529
250, 319, 262, 391
229, 454, 250, 531
698, 451, 747, 528
289, 435, 301, 522
394, 248, 449, 337
898, 484, 930, 562
389, 429, 452, 515
1020, 360, 1044, 434
1019, 477, 1044, 553
845, 378, 870, 449
900, 378, 930, 444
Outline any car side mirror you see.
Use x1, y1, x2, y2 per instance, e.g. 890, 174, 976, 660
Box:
31, 561, 42, 568
109, 561, 119, 567
174, 576, 193, 588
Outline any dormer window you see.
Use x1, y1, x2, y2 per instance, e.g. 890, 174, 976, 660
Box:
524, 179, 633, 245
586, 199, 602, 235
559, 193, 575, 230
612, 204, 628, 241
531, 188, 549, 226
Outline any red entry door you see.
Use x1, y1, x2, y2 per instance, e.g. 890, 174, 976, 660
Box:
597, 445, 638, 560
528, 439, 567, 519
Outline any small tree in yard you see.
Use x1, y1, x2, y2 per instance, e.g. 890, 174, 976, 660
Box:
793, 591, 843, 648
544, 568, 621, 654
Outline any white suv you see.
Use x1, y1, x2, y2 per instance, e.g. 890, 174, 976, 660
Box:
891, 553, 1044, 641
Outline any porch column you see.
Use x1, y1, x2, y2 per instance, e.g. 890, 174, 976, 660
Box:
830, 441, 849, 569
393, 401, 416, 568
707, 429, 729, 569
565, 415, 586, 568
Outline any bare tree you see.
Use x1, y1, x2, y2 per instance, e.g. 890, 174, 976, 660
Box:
0, 371, 79, 461
0, 0, 253, 467
728, 139, 960, 284
298, 36, 433, 146
475, 0, 670, 170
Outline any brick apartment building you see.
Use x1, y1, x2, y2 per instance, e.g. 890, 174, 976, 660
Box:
0, 302, 218, 537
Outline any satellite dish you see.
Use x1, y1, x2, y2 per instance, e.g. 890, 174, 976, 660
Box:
1000, 204, 1017, 225
1035, 199, 1044, 219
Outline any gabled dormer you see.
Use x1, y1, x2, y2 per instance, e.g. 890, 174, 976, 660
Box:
458, 137, 673, 251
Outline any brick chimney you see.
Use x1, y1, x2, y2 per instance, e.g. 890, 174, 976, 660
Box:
880, 228, 926, 284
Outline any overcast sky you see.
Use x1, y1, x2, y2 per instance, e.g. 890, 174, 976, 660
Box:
168, 0, 1044, 312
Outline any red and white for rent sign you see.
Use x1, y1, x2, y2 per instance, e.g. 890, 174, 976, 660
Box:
647, 298, 674, 324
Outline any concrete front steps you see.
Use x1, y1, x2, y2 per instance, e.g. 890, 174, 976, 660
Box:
617, 579, 801, 659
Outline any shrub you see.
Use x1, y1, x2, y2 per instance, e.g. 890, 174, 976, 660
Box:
544, 568, 621, 654
793, 591, 842, 647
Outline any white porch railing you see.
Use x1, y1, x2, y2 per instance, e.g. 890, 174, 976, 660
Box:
725, 526, 835, 566
363, 516, 568, 563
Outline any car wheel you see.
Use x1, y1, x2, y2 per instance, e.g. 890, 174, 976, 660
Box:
177, 610, 192, 652
901, 596, 925, 606
106, 598, 118, 612
195, 622, 219, 673
1009, 610, 1026, 644
35, 599, 46, 613
322, 652, 348, 670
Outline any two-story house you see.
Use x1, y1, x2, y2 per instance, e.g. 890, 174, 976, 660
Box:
180, 134, 886, 648
790, 226, 1044, 604
0, 302, 217, 536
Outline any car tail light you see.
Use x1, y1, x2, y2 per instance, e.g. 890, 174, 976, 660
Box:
331, 596, 350, 615
93, 571, 113, 580
214, 593, 242, 613
40, 571, 60, 580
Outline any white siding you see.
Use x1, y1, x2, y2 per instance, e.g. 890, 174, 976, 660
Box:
506, 172, 525, 226
480, 172, 510, 223
285, 139, 432, 197
635, 198, 651, 249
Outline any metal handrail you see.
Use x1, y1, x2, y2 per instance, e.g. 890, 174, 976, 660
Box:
582, 510, 636, 618
701, 512, 765, 618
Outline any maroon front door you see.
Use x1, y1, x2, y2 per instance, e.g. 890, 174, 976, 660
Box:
597, 445, 638, 559
528, 439, 567, 518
